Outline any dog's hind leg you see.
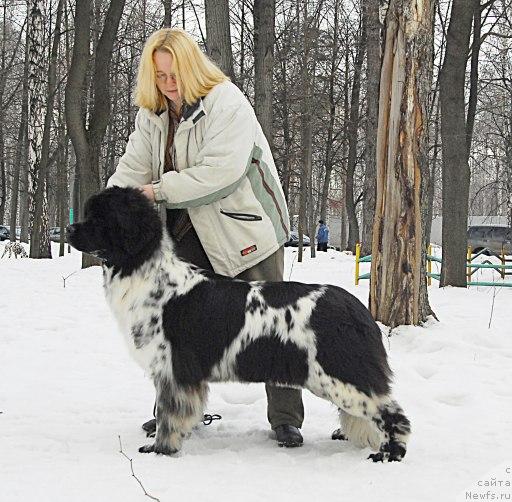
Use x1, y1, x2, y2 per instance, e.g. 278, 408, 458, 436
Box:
139, 378, 208, 455
334, 409, 381, 450
333, 392, 410, 462
309, 370, 410, 461
366, 399, 411, 462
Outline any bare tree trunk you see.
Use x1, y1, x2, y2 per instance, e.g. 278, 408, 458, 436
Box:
254, 0, 275, 146
345, 14, 366, 253
162, 0, 172, 26
28, 0, 51, 258
340, 189, 348, 250
425, 97, 440, 247
319, 0, 340, 222
239, 0, 246, 88
276, 49, 292, 202
19, 127, 30, 243
205, 0, 236, 82
361, 0, 380, 256
65, 0, 126, 268
439, 0, 476, 287
31, 0, 64, 258
466, 3, 481, 161
297, 0, 312, 263
57, 40, 68, 257
0, 3, 7, 225
341, 35, 350, 251
9, 18, 30, 241
369, 0, 435, 328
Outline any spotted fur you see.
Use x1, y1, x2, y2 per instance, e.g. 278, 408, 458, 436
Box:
68, 187, 411, 460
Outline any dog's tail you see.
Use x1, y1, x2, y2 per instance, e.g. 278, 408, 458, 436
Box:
339, 410, 381, 450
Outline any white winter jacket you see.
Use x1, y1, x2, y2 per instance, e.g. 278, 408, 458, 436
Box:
107, 81, 290, 277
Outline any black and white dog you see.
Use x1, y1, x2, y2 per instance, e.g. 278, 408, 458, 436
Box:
68, 187, 411, 462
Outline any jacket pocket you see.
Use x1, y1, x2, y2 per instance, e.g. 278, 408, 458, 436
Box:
220, 209, 262, 222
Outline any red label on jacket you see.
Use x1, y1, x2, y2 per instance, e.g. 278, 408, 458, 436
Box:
241, 245, 257, 256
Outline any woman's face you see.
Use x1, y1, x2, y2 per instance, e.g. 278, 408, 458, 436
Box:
153, 50, 181, 107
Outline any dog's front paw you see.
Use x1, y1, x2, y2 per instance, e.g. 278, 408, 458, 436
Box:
331, 428, 348, 441
368, 451, 386, 462
139, 443, 178, 455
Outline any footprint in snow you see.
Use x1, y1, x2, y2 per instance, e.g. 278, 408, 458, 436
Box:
435, 393, 471, 406
414, 365, 437, 380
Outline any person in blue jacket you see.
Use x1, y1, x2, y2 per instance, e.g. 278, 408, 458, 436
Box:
317, 220, 329, 252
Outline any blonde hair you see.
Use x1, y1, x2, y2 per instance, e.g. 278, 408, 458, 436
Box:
134, 28, 229, 112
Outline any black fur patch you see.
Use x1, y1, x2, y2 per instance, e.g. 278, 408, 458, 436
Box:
259, 281, 314, 309
235, 337, 309, 386
310, 285, 392, 397
162, 279, 251, 386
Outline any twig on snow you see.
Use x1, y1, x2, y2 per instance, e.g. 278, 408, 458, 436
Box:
62, 271, 77, 288
488, 283, 498, 330
118, 435, 161, 502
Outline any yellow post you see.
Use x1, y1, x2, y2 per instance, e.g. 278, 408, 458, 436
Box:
467, 246, 472, 284
355, 242, 360, 286
427, 244, 432, 286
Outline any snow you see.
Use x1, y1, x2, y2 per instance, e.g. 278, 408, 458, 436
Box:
1, 241, 511, 502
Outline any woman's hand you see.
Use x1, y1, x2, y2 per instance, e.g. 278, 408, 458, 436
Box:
139, 184, 155, 202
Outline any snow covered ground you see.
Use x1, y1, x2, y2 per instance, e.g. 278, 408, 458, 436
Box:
1, 241, 511, 502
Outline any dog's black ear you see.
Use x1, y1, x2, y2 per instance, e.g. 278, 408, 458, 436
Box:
108, 187, 163, 258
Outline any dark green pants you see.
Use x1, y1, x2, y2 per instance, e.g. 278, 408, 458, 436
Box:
171, 221, 304, 429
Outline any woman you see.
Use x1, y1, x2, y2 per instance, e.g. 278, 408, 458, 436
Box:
107, 28, 304, 447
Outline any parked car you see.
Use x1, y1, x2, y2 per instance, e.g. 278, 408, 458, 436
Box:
284, 230, 311, 247
49, 226, 67, 243
0, 225, 10, 241
467, 225, 512, 255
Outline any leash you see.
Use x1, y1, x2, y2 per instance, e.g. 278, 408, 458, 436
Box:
202, 413, 222, 425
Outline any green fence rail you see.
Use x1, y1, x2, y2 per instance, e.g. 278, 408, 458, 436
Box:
355, 243, 512, 288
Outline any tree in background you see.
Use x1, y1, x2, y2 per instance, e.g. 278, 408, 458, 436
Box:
439, 0, 477, 287
27, 0, 50, 258
253, 0, 275, 146
361, 0, 381, 256
30, 0, 64, 258
370, 0, 435, 327
205, 0, 235, 82
65, 0, 126, 268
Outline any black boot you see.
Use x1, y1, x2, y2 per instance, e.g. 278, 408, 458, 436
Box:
273, 425, 303, 447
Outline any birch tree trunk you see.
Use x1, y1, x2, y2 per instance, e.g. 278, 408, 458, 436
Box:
31, 0, 64, 258
28, 0, 51, 258
439, 0, 476, 287
205, 0, 235, 82
369, 0, 434, 328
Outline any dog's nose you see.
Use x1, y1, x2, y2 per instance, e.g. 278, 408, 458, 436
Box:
66, 224, 76, 236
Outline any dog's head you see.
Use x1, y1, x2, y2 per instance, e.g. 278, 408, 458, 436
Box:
67, 187, 163, 271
